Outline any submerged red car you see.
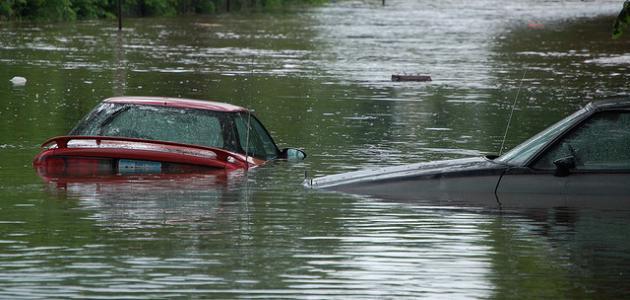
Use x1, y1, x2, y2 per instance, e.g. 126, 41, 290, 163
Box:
33, 96, 306, 178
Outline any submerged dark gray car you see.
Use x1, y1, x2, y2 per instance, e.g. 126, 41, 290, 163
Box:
307, 98, 630, 208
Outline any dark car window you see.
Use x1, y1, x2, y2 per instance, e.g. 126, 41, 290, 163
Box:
234, 113, 279, 160
532, 111, 630, 171
70, 103, 237, 150
497, 108, 586, 166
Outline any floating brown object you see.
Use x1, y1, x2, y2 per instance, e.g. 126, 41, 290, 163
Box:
391, 74, 432, 82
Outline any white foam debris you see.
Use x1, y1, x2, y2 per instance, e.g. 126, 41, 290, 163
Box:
9, 76, 26, 86
585, 55, 630, 66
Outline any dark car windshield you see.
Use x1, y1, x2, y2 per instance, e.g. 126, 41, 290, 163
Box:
70, 102, 278, 160
496, 107, 587, 166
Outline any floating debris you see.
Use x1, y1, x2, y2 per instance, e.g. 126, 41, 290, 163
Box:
391, 74, 432, 82
9, 76, 27, 86
527, 21, 545, 30
194, 22, 222, 28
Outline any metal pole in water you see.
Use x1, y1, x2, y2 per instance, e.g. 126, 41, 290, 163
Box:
382, 0, 385, 5
117, 0, 122, 31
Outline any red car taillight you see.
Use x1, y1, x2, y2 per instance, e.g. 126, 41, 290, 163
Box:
66, 158, 113, 176
39, 157, 114, 177
44, 157, 66, 175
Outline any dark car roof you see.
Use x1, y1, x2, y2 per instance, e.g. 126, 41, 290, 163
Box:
104, 96, 248, 113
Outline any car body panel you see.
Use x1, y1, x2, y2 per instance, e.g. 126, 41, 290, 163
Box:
33, 136, 257, 170
39, 167, 240, 191
495, 167, 568, 208
565, 173, 630, 207
310, 157, 507, 207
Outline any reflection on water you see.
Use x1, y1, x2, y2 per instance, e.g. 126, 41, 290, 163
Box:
3, 180, 630, 298
47, 171, 247, 228
1, 0, 630, 298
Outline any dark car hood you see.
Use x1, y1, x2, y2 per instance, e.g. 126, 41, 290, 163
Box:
306, 156, 506, 189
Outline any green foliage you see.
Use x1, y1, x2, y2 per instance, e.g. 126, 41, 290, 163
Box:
72, 0, 114, 19
1, 0, 74, 21
173, 0, 215, 14
0, 1, 15, 20
264, 0, 282, 10
32, 0, 77, 21
122, 0, 177, 17
612, 1, 630, 39
144, 0, 177, 16
195, 0, 215, 14
0, 0, 325, 21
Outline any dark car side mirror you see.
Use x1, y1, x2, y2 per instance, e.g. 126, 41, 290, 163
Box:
553, 156, 576, 177
280, 148, 307, 160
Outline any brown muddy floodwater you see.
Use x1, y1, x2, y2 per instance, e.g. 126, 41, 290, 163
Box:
1, 0, 629, 298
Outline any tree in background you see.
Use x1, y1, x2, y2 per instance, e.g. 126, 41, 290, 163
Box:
0, 0, 321, 21
1, 0, 78, 21
613, 0, 630, 39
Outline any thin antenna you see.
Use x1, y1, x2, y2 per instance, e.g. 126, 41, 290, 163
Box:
243, 57, 254, 170
244, 109, 252, 170
499, 69, 527, 156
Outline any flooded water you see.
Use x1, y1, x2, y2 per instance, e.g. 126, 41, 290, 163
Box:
1, 0, 630, 298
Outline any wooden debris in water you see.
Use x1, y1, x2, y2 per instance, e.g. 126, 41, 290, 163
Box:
391, 74, 432, 82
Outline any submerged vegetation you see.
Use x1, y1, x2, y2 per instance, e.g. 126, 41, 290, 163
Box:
0, 0, 326, 21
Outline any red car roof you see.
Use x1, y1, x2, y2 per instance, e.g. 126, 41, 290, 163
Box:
104, 96, 248, 113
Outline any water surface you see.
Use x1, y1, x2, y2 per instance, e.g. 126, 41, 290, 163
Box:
1, 0, 629, 298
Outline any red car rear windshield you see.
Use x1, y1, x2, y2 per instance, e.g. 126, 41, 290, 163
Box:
70, 103, 279, 160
